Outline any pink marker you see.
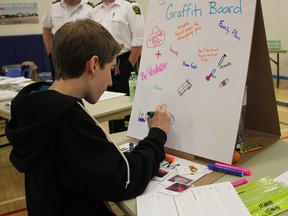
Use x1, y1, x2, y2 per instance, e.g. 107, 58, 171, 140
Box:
231, 178, 248, 187
215, 162, 251, 176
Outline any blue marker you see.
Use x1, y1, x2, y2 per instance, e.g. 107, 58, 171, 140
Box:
207, 164, 244, 177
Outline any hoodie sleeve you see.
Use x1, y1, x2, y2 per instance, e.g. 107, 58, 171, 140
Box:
51, 105, 166, 201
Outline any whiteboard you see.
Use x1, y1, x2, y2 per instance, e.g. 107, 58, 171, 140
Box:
127, 0, 257, 164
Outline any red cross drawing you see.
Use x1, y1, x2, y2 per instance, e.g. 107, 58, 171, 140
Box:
155, 50, 162, 58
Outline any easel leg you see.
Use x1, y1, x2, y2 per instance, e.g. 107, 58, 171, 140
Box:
277, 53, 280, 88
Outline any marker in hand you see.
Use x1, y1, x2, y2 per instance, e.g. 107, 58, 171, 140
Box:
146, 111, 155, 118
146, 111, 174, 124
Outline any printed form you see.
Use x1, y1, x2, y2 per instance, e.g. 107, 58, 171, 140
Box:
137, 182, 250, 216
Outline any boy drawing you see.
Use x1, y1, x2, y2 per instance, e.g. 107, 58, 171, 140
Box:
6, 19, 171, 216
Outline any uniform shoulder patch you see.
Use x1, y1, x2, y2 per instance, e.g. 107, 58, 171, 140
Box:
87, 1, 95, 8
95, 2, 103, 7
132, 5, 141, 15
52, 0, 61, 4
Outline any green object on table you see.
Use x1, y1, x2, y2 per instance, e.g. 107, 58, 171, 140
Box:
236, 176, 288, 216
268, 40, 281, 51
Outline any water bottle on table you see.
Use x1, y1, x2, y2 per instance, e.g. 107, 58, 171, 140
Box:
129, 71, 137, 101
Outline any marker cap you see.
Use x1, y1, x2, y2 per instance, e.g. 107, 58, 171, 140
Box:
165, 154, 175, 163
231, 178, 248, 187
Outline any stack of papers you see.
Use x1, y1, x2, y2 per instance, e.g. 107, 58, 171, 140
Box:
98, 91, 126, 101
137, 182, 251, 216
0, 76, 32, 93
120, 143, 211, 195
119, 143, 251, 215
0, 76, 31, 85
0, 90, 18, 101
0, 77, 32, 102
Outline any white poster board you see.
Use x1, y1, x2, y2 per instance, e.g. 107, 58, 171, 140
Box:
127, 0, 257, 164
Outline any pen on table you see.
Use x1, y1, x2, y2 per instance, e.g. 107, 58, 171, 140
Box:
240, 144, 264, 154
231, 178, 248, 187
215, 162, 251, 176
207, 164, 244, 177
165, 153, 175, 163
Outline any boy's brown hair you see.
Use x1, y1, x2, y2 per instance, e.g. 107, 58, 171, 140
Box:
51, 19, 122, 79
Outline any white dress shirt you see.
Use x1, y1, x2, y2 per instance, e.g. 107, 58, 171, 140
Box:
90, 0, 145, 54
42, 0, 94, 34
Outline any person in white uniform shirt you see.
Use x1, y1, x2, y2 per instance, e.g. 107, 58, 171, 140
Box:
42, 0, 95, 80
90, 0, 145, 133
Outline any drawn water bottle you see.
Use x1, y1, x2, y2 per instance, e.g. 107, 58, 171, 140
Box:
129, 71, 137, 101
235, 87, 247, 151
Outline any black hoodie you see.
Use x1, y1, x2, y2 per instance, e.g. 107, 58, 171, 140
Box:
5, 82, 167, 216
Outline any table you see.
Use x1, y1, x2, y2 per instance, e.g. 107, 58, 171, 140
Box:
110, 132, 288, 216
0, 95, 132, 123
269, 50, 287, 88
0, 101, 11, 120
83, 96, 132, 123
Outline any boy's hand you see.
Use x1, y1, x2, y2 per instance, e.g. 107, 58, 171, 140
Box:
147, 104, 171, 134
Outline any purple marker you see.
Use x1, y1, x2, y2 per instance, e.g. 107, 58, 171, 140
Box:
207, 164, 244, 177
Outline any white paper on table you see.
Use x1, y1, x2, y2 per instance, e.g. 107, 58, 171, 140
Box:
175, 163, 205, 175
137, 182, 250, 216
0, 90, 17, 101
274, 170, 288, 186
137, 193, 179, 216
119, 143, 211, 195
0, 77, 30, 85
98, 91, 126, 101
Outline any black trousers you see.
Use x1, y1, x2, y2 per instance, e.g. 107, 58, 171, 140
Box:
107, 52, 138, 133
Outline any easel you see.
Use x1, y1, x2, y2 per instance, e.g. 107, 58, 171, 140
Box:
164, 0, 280, 184
128, 0, 280, 173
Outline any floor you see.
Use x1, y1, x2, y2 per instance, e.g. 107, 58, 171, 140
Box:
0, 79, 287, 216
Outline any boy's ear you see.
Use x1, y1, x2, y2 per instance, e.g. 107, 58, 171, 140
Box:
88, 55, 99, 74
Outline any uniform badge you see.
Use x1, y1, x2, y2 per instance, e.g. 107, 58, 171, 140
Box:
87, 2, 96, 8
132, 5, 141, 15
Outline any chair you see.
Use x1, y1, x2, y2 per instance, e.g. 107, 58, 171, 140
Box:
21, 65, 30, 78
6, 68, 22, 77
21, 61, 39, 81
